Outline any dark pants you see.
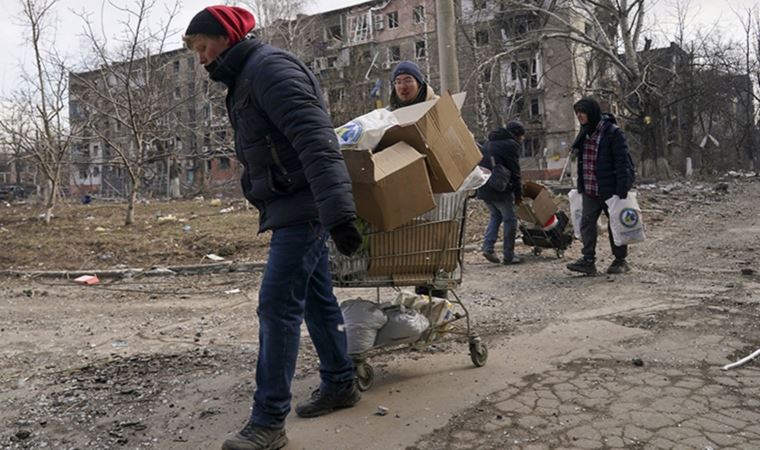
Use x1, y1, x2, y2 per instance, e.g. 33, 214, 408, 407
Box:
580, 193, 628, 261
250, 222, 354, 429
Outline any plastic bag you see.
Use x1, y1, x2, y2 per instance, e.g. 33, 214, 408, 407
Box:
568, 189, 583, 240
458, 166, 491, 192
605, 192, 646, 246
374, 306, 430, 347
341, 299, 388, 355
335, 108, 399, 150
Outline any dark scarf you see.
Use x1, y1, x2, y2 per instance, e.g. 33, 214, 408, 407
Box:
206, 37, 261, 88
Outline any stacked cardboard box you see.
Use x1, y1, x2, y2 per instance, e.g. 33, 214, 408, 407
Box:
342, 92, 481, 232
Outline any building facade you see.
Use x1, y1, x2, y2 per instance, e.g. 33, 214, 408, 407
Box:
69, 0, 593, 197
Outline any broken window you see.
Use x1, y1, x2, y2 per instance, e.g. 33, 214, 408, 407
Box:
482, 66, 492, 83
219, 157, 230, 170
502, 13, 540, 40
476, 29, 489, 46
530, 97, 541, 116
415, 40, 427, 59
327, 24, 343, 42
474, 0, 487, 10
413, 5, 425, 23
388, 46, 401, 63
387, 11, 399, 29
349, 13, 371, 43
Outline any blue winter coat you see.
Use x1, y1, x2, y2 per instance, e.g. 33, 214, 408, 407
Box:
477, 128, 523, 202
211, 38, 356, 232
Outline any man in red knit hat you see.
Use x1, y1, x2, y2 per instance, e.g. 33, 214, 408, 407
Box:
184, 5, 362, 450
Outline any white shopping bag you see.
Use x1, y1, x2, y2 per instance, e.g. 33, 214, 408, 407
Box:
568, 189, 583, 240
335, 108, 398, 150
605, 192, 646, 246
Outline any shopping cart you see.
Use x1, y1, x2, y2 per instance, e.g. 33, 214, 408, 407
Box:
328, 190, 488, 391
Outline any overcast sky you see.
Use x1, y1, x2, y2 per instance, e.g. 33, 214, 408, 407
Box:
0, 0, 758, 97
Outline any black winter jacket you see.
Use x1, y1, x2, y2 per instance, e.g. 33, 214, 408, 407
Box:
571, 119, 635, 199
211, 38, 356, 232
477, 128, 523, 202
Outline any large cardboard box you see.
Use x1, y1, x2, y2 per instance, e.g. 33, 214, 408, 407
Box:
342, 142, 435, 231
377, 92, 481, 193
517, 181, 559, 227
367, 219, 461, 277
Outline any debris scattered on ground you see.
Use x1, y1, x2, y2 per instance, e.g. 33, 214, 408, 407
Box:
74, 274, 99, 285
722, 347, 760, 370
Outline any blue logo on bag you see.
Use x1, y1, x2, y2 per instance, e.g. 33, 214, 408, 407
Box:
336, 121, 363, 146
620, 208, 639, 228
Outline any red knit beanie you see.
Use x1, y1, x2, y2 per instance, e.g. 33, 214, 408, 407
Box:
185, 6, 256, 46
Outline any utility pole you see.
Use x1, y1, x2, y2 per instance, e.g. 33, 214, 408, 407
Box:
436, 0, 459, 93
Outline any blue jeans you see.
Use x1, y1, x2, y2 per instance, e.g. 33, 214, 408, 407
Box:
481, 194, 518, 260
250, 222, 354, 429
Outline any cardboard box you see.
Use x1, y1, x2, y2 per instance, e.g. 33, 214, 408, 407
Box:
367, 219, 460, 277
377, 92, 481, 193
517, 181, 559, 227
342, 142, 435, 231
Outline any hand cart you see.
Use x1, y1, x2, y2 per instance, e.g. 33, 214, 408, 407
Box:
328, 190, 487, 391
519, 210, 573, 258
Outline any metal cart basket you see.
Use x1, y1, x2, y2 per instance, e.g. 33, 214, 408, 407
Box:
328, 190, 487, 391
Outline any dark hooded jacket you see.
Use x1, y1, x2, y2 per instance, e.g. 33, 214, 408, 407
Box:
571, 98, 635, 199
208, 37, 356, 232
477, 127, 523, 202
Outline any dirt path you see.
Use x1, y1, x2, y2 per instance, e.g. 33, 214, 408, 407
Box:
2, 177, 759, 449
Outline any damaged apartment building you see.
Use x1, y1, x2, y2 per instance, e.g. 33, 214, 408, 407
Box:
68, 0, 595, 197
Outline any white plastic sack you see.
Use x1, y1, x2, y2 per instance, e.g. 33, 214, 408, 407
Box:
605, 192, 646, 246
341, 299, 388, 355
458, 166, 491, 192
568, 189, 583, 240
374, 306, 430, 347
335, 108, 399, 150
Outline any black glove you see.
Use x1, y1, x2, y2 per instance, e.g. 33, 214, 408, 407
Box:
330, 220, 362, 256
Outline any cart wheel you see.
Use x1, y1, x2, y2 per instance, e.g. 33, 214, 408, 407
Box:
532, 247, 542, 256
469, 341, 488, 367
356, 362, 375, 391
556, 249, 564, 258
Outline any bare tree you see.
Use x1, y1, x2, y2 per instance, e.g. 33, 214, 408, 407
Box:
241, 0, 316, 59
71, 0, 184, 225
0, 0, 79, 223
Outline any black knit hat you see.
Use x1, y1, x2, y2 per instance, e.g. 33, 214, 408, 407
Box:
506, 120, 526, 137
185, 9, 227, 37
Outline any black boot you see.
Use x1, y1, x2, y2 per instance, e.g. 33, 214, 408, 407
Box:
295, 381, 361, 418
607, 259, 630, 274
221, 421, 287, 450
567, 257, 597, 275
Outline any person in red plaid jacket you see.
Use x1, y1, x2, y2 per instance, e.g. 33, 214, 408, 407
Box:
566, 97, 635, 275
